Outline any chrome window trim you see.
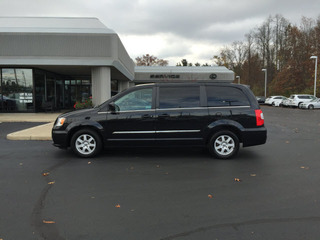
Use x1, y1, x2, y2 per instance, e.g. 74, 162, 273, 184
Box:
98, 106, 250, 114
208, 106, 250, 109
98, 109, 154, 114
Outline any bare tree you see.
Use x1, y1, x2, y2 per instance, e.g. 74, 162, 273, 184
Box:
135, 54, 168, 66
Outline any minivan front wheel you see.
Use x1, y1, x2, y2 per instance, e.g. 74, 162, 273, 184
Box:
208, 130, 239, 159
71, 129, 102, 158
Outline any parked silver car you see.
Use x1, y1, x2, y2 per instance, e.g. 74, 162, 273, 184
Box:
300, 98, 320, 109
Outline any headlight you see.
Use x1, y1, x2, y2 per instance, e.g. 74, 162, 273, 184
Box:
55, 117, 66, 127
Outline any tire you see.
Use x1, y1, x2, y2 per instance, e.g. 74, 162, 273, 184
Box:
71, 128, 102, 158
208, 130, 239, 159
272, 102, 275, 106
308, 105, 314, 110
298, 102, 303, 108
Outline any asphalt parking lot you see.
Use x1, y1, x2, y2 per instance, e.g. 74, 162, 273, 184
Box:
1, 106, 320, 240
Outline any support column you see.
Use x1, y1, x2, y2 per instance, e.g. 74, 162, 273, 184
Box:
118, 80, 130, 93
91, 67, 111, 106
129, 82, 135, 88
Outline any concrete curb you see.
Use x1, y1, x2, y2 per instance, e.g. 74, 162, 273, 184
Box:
7, 122, 54, 141
0, 113, 60, 123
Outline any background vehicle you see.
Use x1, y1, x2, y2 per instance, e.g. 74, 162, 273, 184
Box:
256, 96, 266, 104
300, 98, 320, 109
52, 83, 267, 159
288, 94, 316, 108
280, 98, 290, 107
265, 96, 287, 106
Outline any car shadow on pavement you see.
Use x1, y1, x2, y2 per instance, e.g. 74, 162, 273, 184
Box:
52, 146, 263, 162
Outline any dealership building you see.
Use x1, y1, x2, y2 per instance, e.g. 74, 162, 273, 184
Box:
0, 17, 234, 113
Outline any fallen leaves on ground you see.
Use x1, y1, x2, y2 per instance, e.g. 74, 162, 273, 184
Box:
48, 181, 55, 185
43, 220, 55, 224
300, 166, 310, 170
208, 194, 213, 199
115, 204, 121, 208
250, 174, 257, 177
234, 178, 242, 182
42, 172, 50, 176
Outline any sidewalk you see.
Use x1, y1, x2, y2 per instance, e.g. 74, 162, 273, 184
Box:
0, 113, 61, 141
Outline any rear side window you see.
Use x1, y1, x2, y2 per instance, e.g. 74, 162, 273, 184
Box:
298, 96, 312, 99
206, 86, 250, 107
159, 86, 200, 109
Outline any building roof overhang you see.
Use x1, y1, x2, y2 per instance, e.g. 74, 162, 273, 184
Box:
0, 17, 134, 81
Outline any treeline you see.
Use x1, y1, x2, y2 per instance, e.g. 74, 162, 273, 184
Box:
214, 14, 320, 97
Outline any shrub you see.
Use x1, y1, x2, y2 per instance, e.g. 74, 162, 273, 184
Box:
74, 97, 93, 109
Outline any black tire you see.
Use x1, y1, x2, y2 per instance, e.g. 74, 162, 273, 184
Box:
272, 102, 275, 106
308, 105, 314, 110
298, 102, 303, 108
71, 128, 102, 158
208, 130, 239, 159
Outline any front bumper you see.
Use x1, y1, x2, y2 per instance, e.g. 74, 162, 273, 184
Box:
52, 129, 69, 148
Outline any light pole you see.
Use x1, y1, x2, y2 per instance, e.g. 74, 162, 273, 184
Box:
262, 69, 267, 98
310, 56, 318, 97
236, 76, 240, 84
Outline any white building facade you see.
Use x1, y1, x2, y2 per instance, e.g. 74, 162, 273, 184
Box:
0, 17, 234, 113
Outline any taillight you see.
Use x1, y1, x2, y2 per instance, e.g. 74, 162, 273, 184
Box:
255, 109, 264, 126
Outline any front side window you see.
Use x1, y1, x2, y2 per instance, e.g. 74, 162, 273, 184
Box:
206, 86, 250, 107
159, 86, 200, 109
114, 88, 152, 111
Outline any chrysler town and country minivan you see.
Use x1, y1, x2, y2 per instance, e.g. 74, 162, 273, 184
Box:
52, 83, 267, 159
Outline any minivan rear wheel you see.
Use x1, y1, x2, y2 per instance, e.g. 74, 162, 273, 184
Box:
71, 129, 102, 158
208, 130, 239, 159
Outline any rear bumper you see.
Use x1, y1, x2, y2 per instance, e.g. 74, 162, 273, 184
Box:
242, 127, 267, 147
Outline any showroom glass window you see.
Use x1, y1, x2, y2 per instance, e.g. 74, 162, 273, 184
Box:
206, 86, 250, 107
159, 86, 200, 109
0, 68, 33, 112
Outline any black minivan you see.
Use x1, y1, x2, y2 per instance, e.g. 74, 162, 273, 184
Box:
52, 82, 267, 159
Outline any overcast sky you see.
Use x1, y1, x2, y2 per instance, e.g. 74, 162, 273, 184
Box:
0, 0, 319, 65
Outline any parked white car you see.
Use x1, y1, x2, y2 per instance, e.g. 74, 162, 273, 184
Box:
280, 98, 290, 107
265, 96, 287, 106
288, 94, 316, 108
300, 98, 320, 109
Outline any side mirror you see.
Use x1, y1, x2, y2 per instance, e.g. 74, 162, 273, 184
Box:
108, 102, 120, 113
